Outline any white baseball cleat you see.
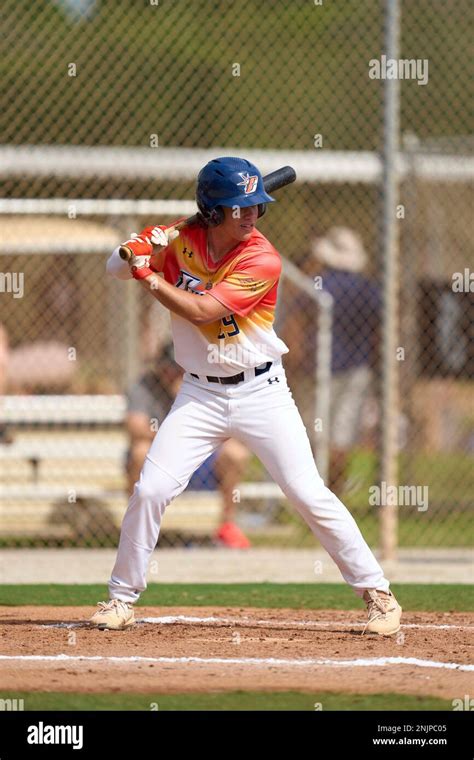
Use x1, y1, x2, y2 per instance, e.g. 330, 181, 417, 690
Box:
362, 589, 402, 636
89, 599, 135, 630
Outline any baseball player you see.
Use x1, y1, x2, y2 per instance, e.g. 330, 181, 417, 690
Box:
90, 157, 401, 635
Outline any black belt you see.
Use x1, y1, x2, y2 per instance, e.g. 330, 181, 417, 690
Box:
190, 361, 272, 385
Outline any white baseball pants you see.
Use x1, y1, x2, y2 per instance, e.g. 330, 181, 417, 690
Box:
109, 361, 390, 602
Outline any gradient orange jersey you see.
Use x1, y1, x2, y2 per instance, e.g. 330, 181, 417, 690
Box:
146, 221, 288, 376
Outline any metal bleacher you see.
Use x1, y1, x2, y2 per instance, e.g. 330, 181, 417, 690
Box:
0, 395, 285, 544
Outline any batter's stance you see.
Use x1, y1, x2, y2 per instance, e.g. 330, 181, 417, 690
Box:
91, 157, 401, 635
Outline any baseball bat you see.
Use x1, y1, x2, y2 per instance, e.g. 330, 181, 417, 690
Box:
118, 165, 296, 261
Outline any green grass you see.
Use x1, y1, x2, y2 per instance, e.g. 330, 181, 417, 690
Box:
246, 448, 474, 548
0, 583, 472, 611
0, 691, 453, 712
350, 511, 472, 548
249, 510, 473, 548
0, 585, 468, 713
344, 450, 474, 507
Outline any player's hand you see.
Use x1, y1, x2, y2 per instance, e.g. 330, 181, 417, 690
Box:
149, 226, 180, 250
128, 252, 153, 280
119, 232, 153, 280
121, 226, 179, 258
148, 226, 179, 271
121, 226, 179, 280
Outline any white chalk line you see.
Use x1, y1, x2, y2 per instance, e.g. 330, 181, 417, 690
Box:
140, 615, 474, 632
37, 614, 474, 632
0, 653, 472, 672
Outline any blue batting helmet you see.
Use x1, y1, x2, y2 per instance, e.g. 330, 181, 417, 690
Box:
196, 156, 275, 226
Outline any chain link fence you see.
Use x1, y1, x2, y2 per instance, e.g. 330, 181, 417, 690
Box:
0, 0, 472, 549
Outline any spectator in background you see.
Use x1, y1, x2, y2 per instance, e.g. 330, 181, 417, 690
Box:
126, 343, 251, 548
281, 228, 380, 492
0, 321, 78, 441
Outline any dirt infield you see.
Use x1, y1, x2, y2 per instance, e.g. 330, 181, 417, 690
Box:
0, 606, 472, 700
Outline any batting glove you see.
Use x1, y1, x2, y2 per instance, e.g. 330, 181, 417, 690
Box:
122, 226, 179, 280
120, 233, 153, 280
149, 225, 180, 248
129, 254, 153, 280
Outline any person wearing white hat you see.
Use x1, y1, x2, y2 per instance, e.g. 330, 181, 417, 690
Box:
311, 227, 368, 274
281, 228, 380, 493
312, 227, 380, 491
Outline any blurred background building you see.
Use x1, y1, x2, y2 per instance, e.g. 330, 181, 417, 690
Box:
0, 0, 472, 554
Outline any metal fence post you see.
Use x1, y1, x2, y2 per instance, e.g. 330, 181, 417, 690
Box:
314, 290, 333, 482
379, 0, 401, 559
282, 258, 333, 482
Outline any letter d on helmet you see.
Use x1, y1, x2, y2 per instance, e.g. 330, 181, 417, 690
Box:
196, 156, 275, 226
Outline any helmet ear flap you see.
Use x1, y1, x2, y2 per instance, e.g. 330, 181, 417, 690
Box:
257, 203, 266, 218
209, 206, 225, 226
196, 204, 225, 227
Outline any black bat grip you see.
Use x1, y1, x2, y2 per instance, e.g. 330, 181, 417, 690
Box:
263, 166, 297, 193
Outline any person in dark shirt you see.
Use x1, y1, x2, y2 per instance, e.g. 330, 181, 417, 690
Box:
282, 228, 380, 492
125, 343, 251, 548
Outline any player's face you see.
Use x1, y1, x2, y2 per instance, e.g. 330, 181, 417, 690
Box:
221, 204, 259, 241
